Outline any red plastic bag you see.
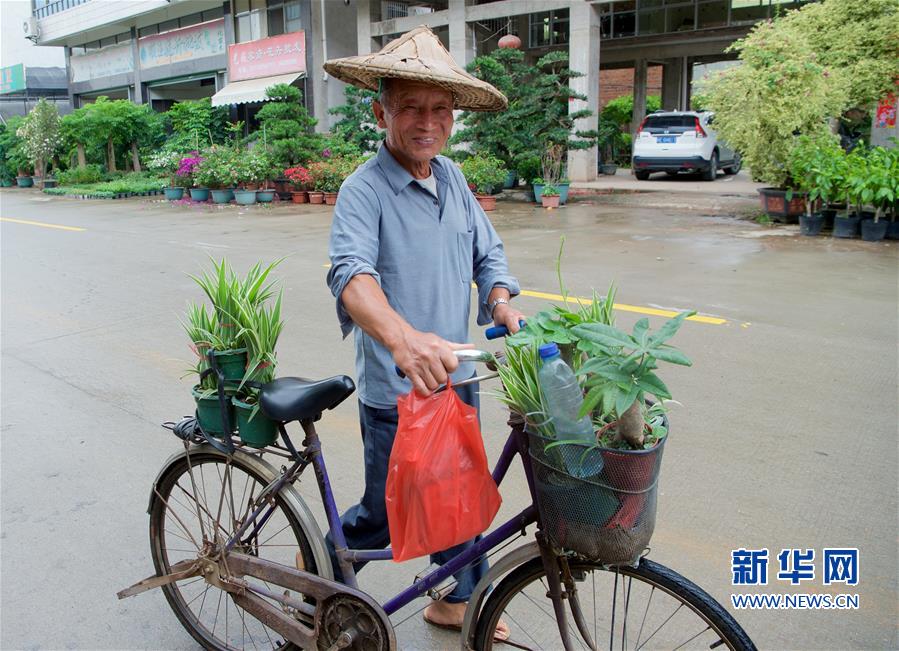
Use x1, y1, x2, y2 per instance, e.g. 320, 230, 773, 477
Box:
385, 382, 502, 563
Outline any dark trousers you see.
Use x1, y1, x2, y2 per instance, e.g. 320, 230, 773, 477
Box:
325, 382, 488, 603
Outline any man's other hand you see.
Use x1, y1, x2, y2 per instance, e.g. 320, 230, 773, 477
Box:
393, 330, 474, 396
492, 303, 526, 335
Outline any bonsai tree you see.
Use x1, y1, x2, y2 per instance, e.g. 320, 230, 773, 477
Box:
460, 153, 507, 195
328, 85, 384, 154
17, 99, 62, 183
254, 83, 323, 170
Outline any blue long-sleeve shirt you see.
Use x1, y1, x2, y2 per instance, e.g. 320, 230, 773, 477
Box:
327, 144, 520, 408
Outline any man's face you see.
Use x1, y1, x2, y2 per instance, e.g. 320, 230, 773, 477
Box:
373, 80, 454, 168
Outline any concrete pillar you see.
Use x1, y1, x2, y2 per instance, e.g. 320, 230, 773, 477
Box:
661, 59, 680, 111
310, 0, 327, 132
131, 26, 143, 103
448, 0, 475, 68
357, 0, 379, 55
631, 58, 648, 136
566, 1, 600, 182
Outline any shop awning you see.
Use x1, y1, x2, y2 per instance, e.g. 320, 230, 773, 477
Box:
211, 72, 304, 107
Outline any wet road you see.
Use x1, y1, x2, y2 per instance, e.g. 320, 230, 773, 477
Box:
2, 189, 897, 650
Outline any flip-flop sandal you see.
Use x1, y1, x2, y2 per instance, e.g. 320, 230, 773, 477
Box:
422, 613, 512, 643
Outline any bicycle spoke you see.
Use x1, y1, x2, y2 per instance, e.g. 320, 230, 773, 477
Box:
610, 568, 619, 651
671, 625, 713, 650
635, 603, 684, 651
504, 609, 541, 650
634, 585, 655, 649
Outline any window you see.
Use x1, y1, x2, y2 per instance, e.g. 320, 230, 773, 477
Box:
158, 19, 179, 33
139, 25, 158, 37
697, 0, 728, 28
179, 13, 202, 28
202, 6, 224, 21
284, 1, 302, 32
267, 1, 303, 37
386, 1, 409, 19
528, 9, 568, 48
637, 9, 664, 34
730, 0, 767, 23
236, 11, 262, 42
641, 115, 698, 133
268, 5, 285, 35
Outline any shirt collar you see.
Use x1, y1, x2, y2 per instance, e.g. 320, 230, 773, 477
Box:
376, 142, 449, 195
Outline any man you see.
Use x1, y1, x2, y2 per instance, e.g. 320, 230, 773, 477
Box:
324, 27, 523, 635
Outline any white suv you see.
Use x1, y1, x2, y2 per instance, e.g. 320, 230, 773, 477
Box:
632, 111, 741, 181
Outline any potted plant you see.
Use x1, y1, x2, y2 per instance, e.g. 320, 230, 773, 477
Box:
195, 145, 239, 204
284, 165, 311, 203
537, 145, 572, 205
182, 302, 237, 436
491, 249, 691, 563
460, 153, 507, 212
858, 146, 896, 242
177, 152, 207, 201
147, 151, 185, 200
231, 292, 284, 448
306, 161, 328, 204
254, 152, 277, 203
787, 135, 841, 236
233, 151, 267, 205
540, 184, 560, 209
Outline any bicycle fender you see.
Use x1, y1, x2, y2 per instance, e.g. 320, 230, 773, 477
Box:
147, 444, 334, 582
461, 541, 541, 650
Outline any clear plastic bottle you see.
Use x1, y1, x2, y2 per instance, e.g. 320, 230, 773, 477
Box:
537, 342, 594, 442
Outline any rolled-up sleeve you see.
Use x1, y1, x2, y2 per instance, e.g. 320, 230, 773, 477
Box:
326, 180, 382, 338
463, 183, 521, 325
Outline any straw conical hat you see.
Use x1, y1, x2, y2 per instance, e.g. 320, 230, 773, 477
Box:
324, 26, 507, 112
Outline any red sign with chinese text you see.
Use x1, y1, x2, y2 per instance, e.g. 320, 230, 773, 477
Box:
875, 92, 896, 129
228, 32, 306, 82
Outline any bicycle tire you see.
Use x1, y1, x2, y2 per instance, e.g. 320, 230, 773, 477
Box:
474, 556, 756, 651
149, 448, 320, 650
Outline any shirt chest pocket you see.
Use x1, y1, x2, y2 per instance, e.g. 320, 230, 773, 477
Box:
455, 231, 474, 285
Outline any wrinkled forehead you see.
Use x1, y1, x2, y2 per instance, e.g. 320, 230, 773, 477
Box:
379, 78, 454, 104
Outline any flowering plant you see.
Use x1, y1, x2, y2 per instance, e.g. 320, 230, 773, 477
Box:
235, 150, 270, 186
147, 150, 186, 187
194, 145, 239, 189
307, 157, 360, 193
284, 165, 311, 190
177, 152, 204, 187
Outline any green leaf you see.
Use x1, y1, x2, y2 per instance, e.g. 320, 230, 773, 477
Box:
571, 323, 635, 350
636, 371, 671, 399
615, 385, 640, 417
650, 346, 692, 366
633, 318, 650, 346
578, 385, 605, 419
647, 310, 693, 347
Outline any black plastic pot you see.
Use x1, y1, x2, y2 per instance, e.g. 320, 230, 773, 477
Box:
860, 219, 888, 242
799, 213, 825, 236
833, 215, 860, 239
886, 220, 899, 240
821, 208, 837, 230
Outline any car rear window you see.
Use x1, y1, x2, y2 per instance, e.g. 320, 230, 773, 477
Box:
642, 115, 697, 133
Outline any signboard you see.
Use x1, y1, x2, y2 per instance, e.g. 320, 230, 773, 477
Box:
0, 63, 26, 95
70, 43, 134, 83
874, 92, 896, 129
139, 19, 226, 70
228, 31, 305, 82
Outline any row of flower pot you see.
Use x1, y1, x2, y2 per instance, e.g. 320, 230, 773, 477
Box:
2, 176, 58, 188
165, 186, 339, 206
799, 209, 899, 242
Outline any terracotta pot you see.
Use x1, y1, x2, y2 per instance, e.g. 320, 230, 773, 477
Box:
541, 194, 560, 208
323, 191, 338, 205
308, 191, 324, 204
475, 194, 497, 211
291, 191, 308, 204
758, 187, 805, 223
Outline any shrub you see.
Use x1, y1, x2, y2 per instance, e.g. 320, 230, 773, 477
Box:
460, 153, 508, 194
307, 157, 361, 193
194, 145, 240, 189
284, 165, 311, 190
57, 164, 104, 185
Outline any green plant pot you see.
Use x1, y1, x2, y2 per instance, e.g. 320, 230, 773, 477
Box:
0, 179, 13, 187
42, 179, 58, 188
232, 397, 278, 448
16, 176, 33, 188
503, 170, 518, 189
223, 188, 235, 202
256, 190, 275, 203
234, 189, 257, 205
164, 187, 184, 200
193, 385, 233, 436
189, 188, 209, 202
557, 183, 570, 205
211, 189, 232, 204
532, 183, 544, 203
211, 348, 248, 384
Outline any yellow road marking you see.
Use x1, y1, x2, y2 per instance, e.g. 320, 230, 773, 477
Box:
1, 217, 86, 232
323, 263, 728, 326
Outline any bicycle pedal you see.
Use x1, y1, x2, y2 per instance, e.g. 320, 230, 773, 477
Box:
414, 563, 456, 601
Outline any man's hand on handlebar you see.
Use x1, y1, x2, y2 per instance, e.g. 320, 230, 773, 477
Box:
391, 329, 474, 397
492, 302, 526, 335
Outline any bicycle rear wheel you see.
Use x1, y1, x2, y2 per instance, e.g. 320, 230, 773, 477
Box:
474, 556, 755, 651
149, 448, 320, 650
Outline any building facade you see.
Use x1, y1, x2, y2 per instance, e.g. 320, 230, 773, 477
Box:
31, 0, 357, 131
31, 0, 816, 180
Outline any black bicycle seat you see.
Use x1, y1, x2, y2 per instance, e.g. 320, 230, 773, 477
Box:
259, 376, 356, 423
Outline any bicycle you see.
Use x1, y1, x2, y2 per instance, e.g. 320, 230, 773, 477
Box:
119, 327, 756, 651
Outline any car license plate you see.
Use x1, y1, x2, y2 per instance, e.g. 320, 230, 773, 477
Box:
657, 136, 676, 143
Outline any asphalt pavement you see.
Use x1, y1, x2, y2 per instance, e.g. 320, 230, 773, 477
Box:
1, 187, 896, 650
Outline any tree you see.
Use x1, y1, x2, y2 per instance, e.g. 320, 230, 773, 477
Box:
329, 85, 384, 154
598, 94, 662, 165
59, 108, 93, 168
254, 83, 323, 171
17, 99, 62, 182
165, 98, 229, 153
452, 48, 597, 173
705, 0, 899, 188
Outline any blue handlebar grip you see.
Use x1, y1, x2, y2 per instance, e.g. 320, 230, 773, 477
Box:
486, 319, 526, 340
395, 365, 406, 378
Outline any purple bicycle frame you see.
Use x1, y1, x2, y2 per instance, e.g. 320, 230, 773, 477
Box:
314, 421, 541, 616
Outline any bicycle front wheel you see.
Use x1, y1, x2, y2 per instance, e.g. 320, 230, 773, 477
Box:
149, 448, 321, 650
474, 556, 755, 651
